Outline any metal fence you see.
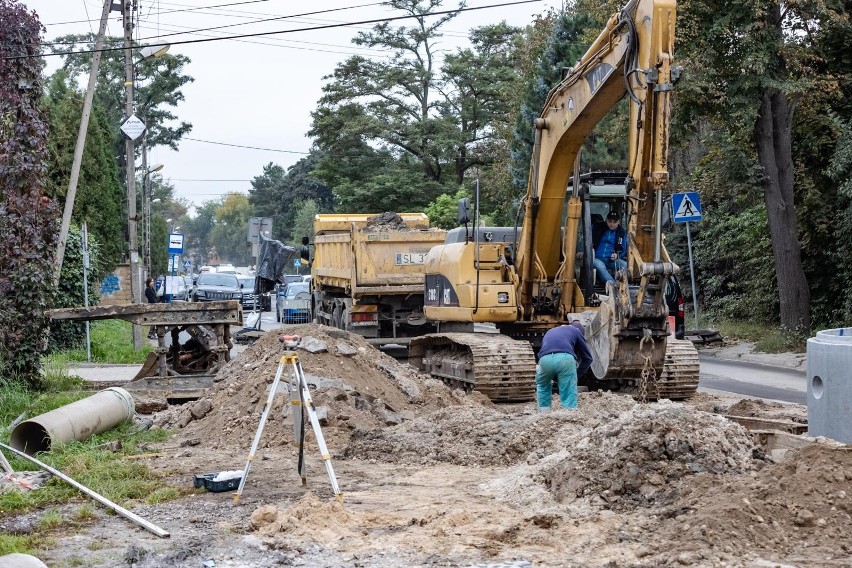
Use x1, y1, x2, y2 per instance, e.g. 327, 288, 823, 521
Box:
280, 298, 312, 324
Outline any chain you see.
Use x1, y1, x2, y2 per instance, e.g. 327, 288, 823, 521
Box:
638, 329, 659, 403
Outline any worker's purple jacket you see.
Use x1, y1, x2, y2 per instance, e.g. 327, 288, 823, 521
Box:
538, 325, 593, 377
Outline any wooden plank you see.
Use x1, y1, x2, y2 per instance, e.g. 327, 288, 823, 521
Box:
48, 301, 242, 326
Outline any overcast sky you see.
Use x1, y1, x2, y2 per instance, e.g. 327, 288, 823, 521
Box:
22, 0, 561, 213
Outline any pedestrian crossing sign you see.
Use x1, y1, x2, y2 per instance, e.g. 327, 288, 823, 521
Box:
672, 192, 702, 223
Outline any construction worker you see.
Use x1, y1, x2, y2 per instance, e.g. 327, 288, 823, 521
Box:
535, 321, 593, 412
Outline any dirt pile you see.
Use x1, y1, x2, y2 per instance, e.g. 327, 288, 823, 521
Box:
727, 397, 808, 424
535, 398, 758, 511
643, 444, 852, 565
364, 212, 408, 231
346, 391, 759, 511
154, 324, 475, 450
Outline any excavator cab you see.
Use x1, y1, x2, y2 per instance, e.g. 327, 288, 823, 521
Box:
568, 171, 629, 295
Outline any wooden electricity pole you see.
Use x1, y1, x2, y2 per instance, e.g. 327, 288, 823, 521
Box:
52, 0, 112, 286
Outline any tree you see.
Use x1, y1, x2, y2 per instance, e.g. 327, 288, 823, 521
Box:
0, 0, 60, 385
290, 199, 320, 246
50, 34, 193, 187
184, 199, 221, 268
248, 154, 333, 241
440, 23, 521, 184
312, 0, 523, 208
509, 11, 594, 193
44, 70, 124, 269
675, 0, 825, 333
209, 194, 252, 265
425, 188, 469, 229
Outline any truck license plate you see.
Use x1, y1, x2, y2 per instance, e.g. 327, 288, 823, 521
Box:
396, 252, 426, 265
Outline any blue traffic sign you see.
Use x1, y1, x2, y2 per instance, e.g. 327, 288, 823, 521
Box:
167, 232, 185, 254
672, 192, 702, 223
183, 259, 192, 270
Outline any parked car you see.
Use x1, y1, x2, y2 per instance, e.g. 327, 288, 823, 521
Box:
191, 272, 243, 303
170, 275, 191, 301
665, 275, 685, 340
277, 281, 311, 324
237, 275, 271, 312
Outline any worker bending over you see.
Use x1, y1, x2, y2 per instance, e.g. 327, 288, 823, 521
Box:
535, 322, 593, 412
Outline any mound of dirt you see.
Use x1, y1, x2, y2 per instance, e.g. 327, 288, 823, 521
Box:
346, 391, 759, 511
535, 398, 759, 511
643, 444, 852, 565
154, 324, 477, 450
727, 398, 808, 424
364, 212, 407, 231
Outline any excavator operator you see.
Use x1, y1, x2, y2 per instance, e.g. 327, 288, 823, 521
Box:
591, 211, 626, 286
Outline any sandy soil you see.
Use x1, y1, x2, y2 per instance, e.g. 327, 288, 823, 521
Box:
11, 325, 851, 567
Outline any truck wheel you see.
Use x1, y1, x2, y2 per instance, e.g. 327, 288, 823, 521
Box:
332, 305, 342, 329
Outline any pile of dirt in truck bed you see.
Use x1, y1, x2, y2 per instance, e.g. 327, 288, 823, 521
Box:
153, 324, 479, 450
346, 392, 759, 509
364, 211, 408, 231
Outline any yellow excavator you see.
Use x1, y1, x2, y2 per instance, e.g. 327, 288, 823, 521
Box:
410, 0, 699, 402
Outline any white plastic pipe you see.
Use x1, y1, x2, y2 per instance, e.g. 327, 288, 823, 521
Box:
10, 388, 134, 455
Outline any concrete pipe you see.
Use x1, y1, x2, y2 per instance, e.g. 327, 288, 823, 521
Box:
10, 387, 135, 455
807, 328, 852, 444
0, 553, 48, 568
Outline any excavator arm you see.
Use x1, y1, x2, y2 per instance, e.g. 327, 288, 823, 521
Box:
516, 0, 678, 321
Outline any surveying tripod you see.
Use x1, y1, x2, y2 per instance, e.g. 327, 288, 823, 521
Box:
234, 337, 342, 504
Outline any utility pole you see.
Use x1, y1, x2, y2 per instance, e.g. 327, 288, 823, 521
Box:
142, 134, 149, 280
52, 0, 112, 286
123, 0, 143, 349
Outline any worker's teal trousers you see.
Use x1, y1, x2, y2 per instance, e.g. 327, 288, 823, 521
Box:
535, 352, 578, 411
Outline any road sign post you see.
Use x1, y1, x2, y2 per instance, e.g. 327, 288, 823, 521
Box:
672, 192, 703, 329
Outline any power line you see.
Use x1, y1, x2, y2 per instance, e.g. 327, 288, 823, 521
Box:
183, 137, 310, 154
45, 0, 281, 26
133, 21, 394, 57
3, 0, 542, 60
140, 2, 386, 41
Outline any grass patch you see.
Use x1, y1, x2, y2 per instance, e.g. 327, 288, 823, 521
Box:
701, 318, 806, 353
49, 320, 152, 365
0, 534, 39, 556
0, 423, 173, 519
0, 381, 177, 557
38, 508, 63, 530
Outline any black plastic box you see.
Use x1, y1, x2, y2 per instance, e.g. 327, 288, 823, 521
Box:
193, 472, 242, 492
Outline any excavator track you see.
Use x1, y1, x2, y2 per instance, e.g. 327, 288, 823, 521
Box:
409, 333, 537, 403
653, 338, 700, 400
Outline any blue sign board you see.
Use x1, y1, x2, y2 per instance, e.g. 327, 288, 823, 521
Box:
672, 192, 703, 223
167, 233, 184, 254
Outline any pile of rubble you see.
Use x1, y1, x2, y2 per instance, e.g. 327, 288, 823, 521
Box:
154, 324, 477, 450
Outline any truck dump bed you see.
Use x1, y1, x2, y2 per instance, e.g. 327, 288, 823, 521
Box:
313, 213, 447, 296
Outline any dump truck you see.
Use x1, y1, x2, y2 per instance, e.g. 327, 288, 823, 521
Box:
311, 213, 447, 344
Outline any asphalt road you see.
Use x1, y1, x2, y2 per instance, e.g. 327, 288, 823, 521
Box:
698, 356, 807, 404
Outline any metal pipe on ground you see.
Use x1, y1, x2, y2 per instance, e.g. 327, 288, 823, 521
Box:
10, 388, 135, 455
0, 441, 169, 538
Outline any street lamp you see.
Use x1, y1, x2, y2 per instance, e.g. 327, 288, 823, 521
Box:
142, 164, 164, 280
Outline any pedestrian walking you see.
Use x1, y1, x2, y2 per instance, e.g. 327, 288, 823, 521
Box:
535, 321, 593, 412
